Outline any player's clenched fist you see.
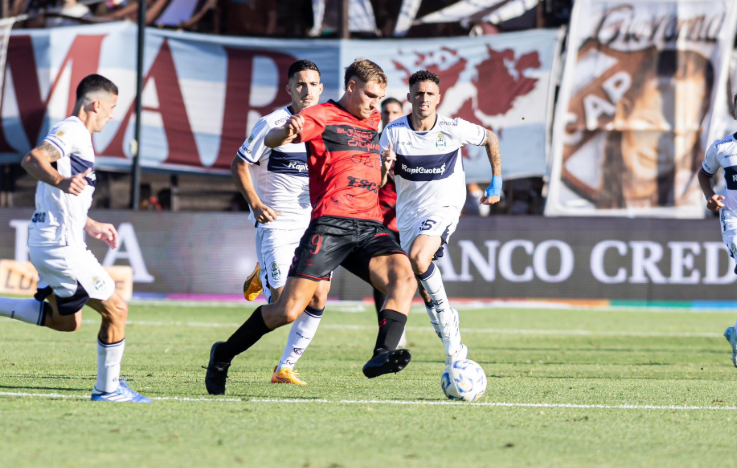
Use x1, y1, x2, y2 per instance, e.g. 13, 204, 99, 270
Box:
381, 143, 396, 173
58, 167, 91, 196
707, 194, 725, 212
286, 114, 305, 138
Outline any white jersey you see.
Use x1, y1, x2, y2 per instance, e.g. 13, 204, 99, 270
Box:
237, 106, 310, 230
703, 132, 737, 232
380, 114, 486, 232
28, 116, 96, 248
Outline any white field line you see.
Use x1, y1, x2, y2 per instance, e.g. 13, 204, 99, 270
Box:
0, 391, 735, 411
87, 319, 722, 338
0, 317, 722, 337
127, 299, 737, 314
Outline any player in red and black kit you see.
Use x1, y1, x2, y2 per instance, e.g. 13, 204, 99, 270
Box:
374, 98, 404, 330
205, 59, 417, 394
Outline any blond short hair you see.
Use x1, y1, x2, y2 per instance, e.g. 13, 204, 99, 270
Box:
344, 58, 387, 90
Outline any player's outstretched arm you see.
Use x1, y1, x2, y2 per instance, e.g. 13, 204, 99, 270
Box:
230, 156, 281, 223
380, 143, 396, 187
264, 115, 305, 148
698, 167, 724, 212
21, 143, 89, 195
85, 217, 119, 249
480, 129, 502, 205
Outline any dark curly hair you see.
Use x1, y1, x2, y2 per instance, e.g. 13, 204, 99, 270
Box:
408, 70, 440, 89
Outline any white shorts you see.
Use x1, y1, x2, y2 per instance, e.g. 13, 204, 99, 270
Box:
399, 208, 460, 257
30, 245, 115, 315
255, 227, 305, 302
723, 230, 737, 260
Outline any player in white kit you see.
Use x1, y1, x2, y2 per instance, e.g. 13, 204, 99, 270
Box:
699, 122, 737, 367
206, 60, 329, 392
0, 75, 150, 402
380, 70, 503, 363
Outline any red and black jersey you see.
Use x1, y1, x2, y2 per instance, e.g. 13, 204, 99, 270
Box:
378, 170, 398, 232
298, 100, 383, 222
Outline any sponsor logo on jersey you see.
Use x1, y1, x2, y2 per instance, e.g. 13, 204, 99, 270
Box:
439, 120, 458, 126
287, 161, 308, 172
400, 163, 446, 175
274, 116, 289, 126
247, 134, 254, 145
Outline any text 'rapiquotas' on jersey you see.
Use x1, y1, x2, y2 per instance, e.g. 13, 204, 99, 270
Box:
28, 116, 96, 247
703, 132, 737, 232
297, 100, 383, 222
237, 106, 311, 230
379, 114, 486, 232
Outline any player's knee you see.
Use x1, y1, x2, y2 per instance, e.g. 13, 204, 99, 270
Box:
408, 251, 431, 275
54, 312, 82, 332
101, 297, 128, 325
392, 268, 417, 295
283, 307, 302, 324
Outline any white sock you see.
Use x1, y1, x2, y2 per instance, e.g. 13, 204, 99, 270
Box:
95, 338, 125, 393
419, 262, 450, 313
276, 306, 323, 371
418, 263, 461, 356
424, 300, 443, 339
0, 297, 47, 326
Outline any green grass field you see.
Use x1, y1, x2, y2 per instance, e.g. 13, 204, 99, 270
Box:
2, 301, 737, 467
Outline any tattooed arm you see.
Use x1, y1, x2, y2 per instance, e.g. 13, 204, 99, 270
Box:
480, 129, 502, 205
21, 142, 90, 195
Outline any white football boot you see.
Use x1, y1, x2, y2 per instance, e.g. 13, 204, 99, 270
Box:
437, 308, 469, 365
724, 326, 737, 368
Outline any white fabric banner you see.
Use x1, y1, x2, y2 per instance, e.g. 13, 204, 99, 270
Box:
546, 0, 737, 217
349, 28, 561, 182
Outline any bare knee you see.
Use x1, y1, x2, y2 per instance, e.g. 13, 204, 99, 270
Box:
51, 311, 82, 332
283, 307, 302, 324
99, 297, 128, 325
409, 251, 432, 275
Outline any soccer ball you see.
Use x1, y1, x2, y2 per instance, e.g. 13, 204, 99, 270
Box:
441, 359, 487, 402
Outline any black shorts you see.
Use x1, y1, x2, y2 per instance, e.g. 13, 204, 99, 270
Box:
34, 282, 90, 316
288, 216, 406, 284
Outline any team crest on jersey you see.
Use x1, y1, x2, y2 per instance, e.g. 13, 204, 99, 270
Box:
435, 133, 447, 148
247, 134, 254, 145
56, 130, 65, 138
270, 262, 282, 282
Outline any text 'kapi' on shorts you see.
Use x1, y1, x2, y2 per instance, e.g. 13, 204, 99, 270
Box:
30, 245, 115, 315
255, 226, 305, 302
288, 216, 406, 285
399, 207, 460, 259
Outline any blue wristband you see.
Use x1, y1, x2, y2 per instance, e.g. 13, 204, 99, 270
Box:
485, 176, 503, 198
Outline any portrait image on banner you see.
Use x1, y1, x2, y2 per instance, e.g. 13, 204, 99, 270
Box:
546, 0, 737, 217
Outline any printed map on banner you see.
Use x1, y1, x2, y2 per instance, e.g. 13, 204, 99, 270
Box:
353, 29, 560, 182
546, 0, 737, 217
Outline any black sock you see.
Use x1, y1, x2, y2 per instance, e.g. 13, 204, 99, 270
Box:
373, 288, 387, 315
215, 306, 271, 362
373, 309, 407, 355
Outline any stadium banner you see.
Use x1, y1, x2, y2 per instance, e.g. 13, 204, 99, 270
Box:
546, 0, 737, 218
0, 259, 133, 300
349, 28, 562, 182
0, 23, 559, 181
0, 209, 734, 301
